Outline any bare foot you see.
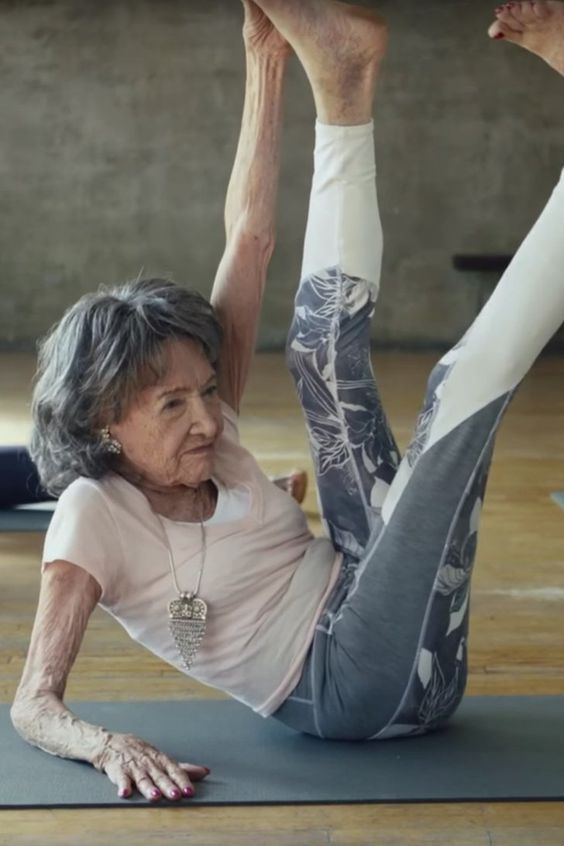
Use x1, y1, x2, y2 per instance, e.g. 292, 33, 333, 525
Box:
272, 469, 308, 504
251, 0, 389, 124
488, 1, 564, 76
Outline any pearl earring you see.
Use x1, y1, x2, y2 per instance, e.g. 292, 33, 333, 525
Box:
100, 426, 123, 455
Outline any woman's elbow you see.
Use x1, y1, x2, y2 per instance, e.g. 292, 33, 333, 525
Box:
10, 694, 37, 736
10, 689, 61, 739
228, 218, 276, 260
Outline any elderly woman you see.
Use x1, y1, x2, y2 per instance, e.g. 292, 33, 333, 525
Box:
9, 0, 564, 804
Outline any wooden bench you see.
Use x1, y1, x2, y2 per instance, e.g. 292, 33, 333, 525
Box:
452, 253, 513, 313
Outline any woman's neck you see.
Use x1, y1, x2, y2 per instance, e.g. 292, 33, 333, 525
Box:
120, 472, 218, 523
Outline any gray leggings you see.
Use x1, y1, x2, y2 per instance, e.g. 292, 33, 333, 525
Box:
269, 123, 564, 741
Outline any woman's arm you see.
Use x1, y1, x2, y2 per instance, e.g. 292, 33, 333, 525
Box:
10, 560, 108, 763
211, 2, 289, 414
10, 560, 209, 801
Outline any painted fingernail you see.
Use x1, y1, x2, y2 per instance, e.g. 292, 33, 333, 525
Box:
119, 788, 129, 798
169, 788, 180, 798
151, 788, 161, 798
495, 32, 505, 38
183, 786, 194, 797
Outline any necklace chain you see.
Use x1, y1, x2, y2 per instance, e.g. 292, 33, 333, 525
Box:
165, 518, 206, 597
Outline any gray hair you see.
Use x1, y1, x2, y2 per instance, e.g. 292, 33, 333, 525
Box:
30, 277, 223, 496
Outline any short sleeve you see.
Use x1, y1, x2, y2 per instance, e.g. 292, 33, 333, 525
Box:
42, 478, 121, 605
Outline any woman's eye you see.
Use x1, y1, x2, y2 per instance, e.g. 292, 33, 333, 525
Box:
204, 385, 218, 397
164, 399, 183, 411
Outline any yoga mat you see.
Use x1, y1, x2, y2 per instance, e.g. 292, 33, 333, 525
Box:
551, 492, 564, 510
1, 696, 563, 808
0, 502, 55, 532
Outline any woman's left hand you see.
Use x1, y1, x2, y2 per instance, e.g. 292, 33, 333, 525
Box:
241, 0, 291, 59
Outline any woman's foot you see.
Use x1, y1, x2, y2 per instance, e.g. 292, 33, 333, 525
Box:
488, 1, 564, 76
251, 0, 389, 124
272, 469, 308, 505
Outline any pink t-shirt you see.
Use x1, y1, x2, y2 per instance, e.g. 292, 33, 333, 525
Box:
42, 403, 342, 717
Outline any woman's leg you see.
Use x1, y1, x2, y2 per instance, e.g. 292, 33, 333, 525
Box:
302, 162, 564, 740
286, 120, 400, 558
272, 2, 564, 739
254, 0, 399, 558
275, 162, 564, 739
0, 446, 54, 508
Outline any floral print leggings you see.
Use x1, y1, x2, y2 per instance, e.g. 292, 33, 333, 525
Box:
270, 122, 564, 740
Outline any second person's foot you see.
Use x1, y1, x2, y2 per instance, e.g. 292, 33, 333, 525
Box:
272, 469, 308, 504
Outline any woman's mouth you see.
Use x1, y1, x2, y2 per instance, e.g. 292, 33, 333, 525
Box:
186, 443, 214, 455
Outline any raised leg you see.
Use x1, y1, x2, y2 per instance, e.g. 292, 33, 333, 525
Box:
286, 121, 400, 558
268, 1, 399, 557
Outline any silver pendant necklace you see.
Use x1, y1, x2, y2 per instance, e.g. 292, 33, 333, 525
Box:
159, 514, 208, 671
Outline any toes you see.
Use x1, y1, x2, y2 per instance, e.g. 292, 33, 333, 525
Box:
495, 6, 527, 32
531, 1, 551, 19
488, 19, 522, 40
509, 1, 539, 23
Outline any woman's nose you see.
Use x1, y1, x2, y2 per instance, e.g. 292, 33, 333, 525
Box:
191, 399, 219, 439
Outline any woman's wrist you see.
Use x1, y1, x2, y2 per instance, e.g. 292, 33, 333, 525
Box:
11, 693, 112, 768
245, 45, 290, 72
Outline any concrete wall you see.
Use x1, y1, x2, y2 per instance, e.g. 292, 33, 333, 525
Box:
0, 0, 562, 351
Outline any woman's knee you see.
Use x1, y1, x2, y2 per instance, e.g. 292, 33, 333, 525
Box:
286, 280, 375, 382
309, 655, 468, 741
285, 310, 329, 380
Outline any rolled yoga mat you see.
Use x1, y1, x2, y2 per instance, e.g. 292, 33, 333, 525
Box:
0, 502, 55, 532
552, 492, 564, 510
1, 696, 563, 807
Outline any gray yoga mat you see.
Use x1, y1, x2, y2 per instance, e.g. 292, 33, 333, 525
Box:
0, 502, 55, 532
1, 696, 563, 808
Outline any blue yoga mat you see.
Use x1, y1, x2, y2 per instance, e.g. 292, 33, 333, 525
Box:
1, 696, 563, 807
0, 503, 55, 532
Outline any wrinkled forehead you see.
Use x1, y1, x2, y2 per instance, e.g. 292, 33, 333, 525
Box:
140, 337, 215, 399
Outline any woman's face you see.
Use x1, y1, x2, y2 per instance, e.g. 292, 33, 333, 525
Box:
111, 337, 224, 492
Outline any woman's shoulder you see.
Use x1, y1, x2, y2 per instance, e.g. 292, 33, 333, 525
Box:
59, 475, 114, 508
58, 475, 103, 503
47, 479, 118, 547
57, 474, 136, 524
43, 476, 124, 605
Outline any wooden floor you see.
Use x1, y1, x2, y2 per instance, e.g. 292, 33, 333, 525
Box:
1, 351, 564, 845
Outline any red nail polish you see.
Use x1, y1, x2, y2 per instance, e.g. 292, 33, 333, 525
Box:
495, 32, 505, 39
183, 786, 194, 797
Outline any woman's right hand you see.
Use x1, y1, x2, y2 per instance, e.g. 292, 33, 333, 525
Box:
12, 560, 210, 803
241, 0, 291, 59
93, 730, 210, 801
